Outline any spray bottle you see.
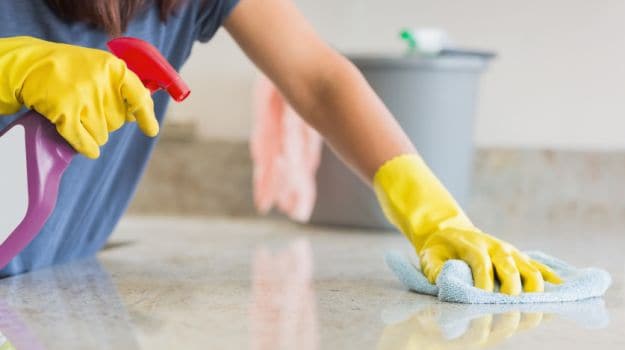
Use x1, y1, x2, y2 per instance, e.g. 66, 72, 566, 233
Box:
0, 37, 190, 269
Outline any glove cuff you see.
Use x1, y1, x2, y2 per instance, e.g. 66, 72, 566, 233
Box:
373, 154, 472, 250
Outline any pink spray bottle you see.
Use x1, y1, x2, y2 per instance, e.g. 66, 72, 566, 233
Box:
0, 37, 190, 269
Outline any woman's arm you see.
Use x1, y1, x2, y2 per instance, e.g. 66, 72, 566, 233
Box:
224, 0, 415, 182
223, 0, 561, 295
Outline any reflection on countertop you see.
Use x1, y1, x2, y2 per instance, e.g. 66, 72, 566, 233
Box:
250, 239, 318, 350
379, 298, 608, 349
0, 216, 623, 349
0, 259, 138, 350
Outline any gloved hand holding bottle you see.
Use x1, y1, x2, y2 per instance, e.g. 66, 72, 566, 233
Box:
0, 36, 158, 159
373, 154, 562, 295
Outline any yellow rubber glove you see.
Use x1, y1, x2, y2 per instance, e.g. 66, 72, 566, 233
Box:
0, 36, 158, 159
374, 155, 561, 295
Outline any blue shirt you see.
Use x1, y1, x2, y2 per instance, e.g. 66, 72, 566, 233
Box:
0, 0, 240, 277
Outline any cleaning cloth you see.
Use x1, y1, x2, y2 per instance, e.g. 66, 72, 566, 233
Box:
386, 251, 611, 304
250, 75, 323, 222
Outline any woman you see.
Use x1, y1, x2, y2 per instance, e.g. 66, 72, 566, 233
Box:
0, 0, 560, 294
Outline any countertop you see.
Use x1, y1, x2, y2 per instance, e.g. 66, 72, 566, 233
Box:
0, 216, 623, 349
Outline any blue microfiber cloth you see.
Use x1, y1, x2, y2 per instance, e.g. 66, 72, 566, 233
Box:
386, 250, 611, 304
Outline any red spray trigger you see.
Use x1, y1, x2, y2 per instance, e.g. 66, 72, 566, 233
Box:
106, 37, 190, 102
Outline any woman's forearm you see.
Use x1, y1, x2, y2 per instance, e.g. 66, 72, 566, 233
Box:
290, 52, 416, 182
224, 0, 415, 182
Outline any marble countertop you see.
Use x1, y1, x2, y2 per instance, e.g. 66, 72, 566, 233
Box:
0, 216, 623, 349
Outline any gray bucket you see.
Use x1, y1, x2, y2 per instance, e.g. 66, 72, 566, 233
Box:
309, 53, 493, 229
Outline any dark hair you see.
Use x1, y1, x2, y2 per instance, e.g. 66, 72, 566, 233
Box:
45, 0, 188, 37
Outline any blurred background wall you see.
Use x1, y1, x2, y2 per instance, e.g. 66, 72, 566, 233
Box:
167, 0, 625, 150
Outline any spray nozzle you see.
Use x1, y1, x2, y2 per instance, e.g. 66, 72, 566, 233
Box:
107, 37, 190, 102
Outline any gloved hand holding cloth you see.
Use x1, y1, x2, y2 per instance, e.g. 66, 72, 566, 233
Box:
373, 154, 562, 295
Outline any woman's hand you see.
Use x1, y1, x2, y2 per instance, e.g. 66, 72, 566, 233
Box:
0, 36, 158, 159
420, 227, 562, 294
374, 154, 562, 295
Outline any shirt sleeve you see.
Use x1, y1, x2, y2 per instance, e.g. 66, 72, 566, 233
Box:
195, 0, 241, 43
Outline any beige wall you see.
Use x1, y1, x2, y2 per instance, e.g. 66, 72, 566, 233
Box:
169, 0, 625, 150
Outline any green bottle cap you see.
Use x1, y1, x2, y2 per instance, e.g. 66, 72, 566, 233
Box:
399, 29, 418, 53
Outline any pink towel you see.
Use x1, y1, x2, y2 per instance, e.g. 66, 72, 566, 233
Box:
251, 75, 323, 222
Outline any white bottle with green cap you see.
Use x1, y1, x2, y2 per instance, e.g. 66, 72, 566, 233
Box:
400, 28, 451, 56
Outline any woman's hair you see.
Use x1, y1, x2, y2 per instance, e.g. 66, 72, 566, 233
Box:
45, 0, 188, 37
